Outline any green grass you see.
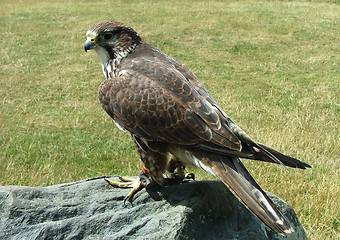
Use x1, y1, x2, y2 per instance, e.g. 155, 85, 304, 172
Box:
1, 0, 339, 239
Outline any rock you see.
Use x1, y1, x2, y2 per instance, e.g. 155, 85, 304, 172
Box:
0, 176, 307, 240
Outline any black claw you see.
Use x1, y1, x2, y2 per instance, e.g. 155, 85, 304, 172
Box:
185, 173, 195, 181
123, 196, 130, 206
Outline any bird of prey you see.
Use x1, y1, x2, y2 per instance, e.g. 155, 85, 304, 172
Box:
84, 21, 310, 235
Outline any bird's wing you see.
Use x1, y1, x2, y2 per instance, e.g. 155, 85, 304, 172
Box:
98, 57, 242, 150
170, 59, 310, 169
152, 54, 309, 169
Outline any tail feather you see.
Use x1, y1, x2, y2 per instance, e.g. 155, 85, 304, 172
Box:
255, 144, 311, 169
193, 151, 294, 235
198, 141, 311, 169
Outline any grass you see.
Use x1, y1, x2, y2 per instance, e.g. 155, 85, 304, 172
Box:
0, 0, 339, 239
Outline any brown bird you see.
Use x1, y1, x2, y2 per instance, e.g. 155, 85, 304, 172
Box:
84, 21, 310, 235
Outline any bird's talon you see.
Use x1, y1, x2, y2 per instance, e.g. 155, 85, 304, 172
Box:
105, 173, 147, 204
104, 178, 120, 186
185, 173, 195, 181
123, 196, 129, 206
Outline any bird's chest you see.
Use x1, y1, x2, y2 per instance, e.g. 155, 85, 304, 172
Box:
102, 60, 120, 79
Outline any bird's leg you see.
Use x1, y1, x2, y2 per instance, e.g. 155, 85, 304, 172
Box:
164, 157, 195, 184
166, 157, 185, 182
105, 167, 152, 204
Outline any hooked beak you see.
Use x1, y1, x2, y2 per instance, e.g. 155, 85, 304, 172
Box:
84, 39, 96, 52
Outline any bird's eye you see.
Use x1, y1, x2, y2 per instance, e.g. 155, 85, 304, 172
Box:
103, 33, 113, 40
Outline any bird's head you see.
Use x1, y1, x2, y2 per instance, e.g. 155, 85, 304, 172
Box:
84, 21, 142, 66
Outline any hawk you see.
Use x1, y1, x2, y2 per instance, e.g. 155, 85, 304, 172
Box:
84, 21, 310, 235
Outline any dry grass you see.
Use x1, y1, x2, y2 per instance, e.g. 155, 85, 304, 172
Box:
0, 0, 339, 239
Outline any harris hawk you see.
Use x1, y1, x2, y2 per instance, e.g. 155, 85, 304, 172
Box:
84, 21, 310, 235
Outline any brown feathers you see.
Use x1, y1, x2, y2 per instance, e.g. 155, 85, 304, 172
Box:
86, 21, 310, 235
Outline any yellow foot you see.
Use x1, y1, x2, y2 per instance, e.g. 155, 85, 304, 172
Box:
105, 175, 147, 204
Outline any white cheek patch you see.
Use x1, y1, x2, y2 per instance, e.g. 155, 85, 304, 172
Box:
95, 46, 110, 65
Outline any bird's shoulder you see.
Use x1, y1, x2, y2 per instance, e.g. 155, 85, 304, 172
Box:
119, 43, 193, 78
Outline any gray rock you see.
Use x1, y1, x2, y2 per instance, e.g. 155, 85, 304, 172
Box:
0, 176, 307, 240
